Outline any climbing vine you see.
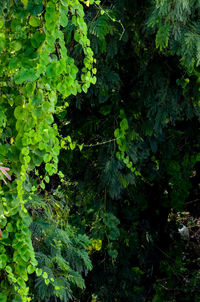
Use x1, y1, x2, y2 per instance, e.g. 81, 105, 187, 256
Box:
0, 0, 98, 300
114, 109, 141, 177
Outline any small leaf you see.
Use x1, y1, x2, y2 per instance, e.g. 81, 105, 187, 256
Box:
120, 118, 128, 131
5, 265, 12, 273
78, 144, 84, 151
29, 16, 40, 27
36, 268, 42, 276
27, 264, 35, 274
40, 182, 45, 190
60, 10, 68, 27
70, 143, 76, 150
42, 272, 48, 279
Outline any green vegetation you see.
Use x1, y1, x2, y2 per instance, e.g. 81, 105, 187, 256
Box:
0, 0, 200, 301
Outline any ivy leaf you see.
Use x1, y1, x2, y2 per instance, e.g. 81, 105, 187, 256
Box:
36, 268, 42, 276
42, 272, 48, 279
27, 264, 35, 274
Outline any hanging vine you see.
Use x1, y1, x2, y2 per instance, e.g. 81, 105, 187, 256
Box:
0, 0, 98, 300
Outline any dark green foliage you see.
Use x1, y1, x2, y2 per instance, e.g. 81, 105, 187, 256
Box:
55, 0, 200, 301
27, 188, 92, 302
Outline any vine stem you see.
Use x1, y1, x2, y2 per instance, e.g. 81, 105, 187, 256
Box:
83, 137, 118, 148
94, 3, 125, 40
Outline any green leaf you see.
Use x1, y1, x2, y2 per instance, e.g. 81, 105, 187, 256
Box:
0, 254, 7, 269
10, 41, 22, 52
46, 62, 57, 78
78, 144, 84, 151
70, 142, 76, 150
92, 68, 97, 74
14, 69, 38, 84
44, 175, 50, 183
60, 10, 68, 27
114, 128, 120, 138
40, 182, 45, 190
42, 272, 48, 279
6, 223, 13, 232
27, 264, 35, 274
120, 118, 128, 131
5, 265, 12, 273
36, 268, 42, 276
29, 16, 41, 28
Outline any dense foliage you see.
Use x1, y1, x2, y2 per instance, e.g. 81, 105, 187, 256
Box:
0, 0, 200, 301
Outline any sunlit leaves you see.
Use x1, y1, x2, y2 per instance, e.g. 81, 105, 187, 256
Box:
0, 0, 97, 300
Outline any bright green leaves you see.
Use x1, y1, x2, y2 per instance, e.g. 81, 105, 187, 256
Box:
59, 5, 69, 27
89, 238, 102, 251
36, 268, 42, 276
45, 1, 59, 32
0, 0, 98, 300
43, 271, 48, 279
